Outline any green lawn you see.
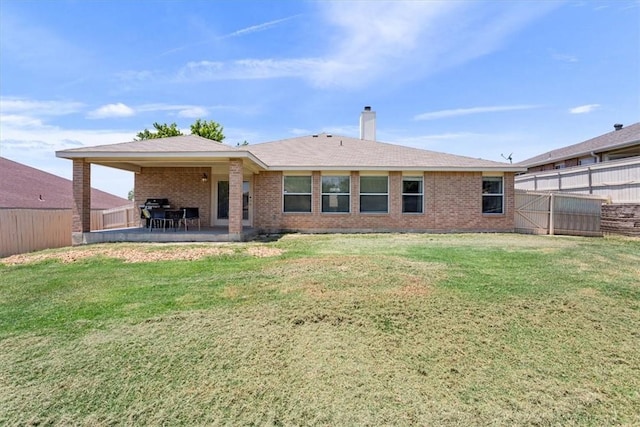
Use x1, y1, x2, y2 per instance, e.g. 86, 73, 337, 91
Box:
1, 233, 638, 426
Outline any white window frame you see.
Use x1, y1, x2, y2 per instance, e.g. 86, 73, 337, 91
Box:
402, 176, 424, 214
321, 175, 350, 213
283, 175, 312, 213
482, 176, 504, 215
359, 175, 389, 213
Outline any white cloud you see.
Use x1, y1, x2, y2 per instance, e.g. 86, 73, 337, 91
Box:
414, 105, 541, 121
158, 1, 559, 89
0, 97, 84, 116
221, 15, 302, 39
552, 52, 579, 63
308, 1, 561, 88
176, 58, 323, 82
87, 103, 135, 119
569, 104, 600, 114
178, 107, 209, 118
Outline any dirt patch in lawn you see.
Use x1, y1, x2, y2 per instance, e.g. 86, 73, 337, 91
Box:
1, 244, 283, 265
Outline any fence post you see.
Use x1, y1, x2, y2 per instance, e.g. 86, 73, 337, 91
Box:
549, 193, 555, 236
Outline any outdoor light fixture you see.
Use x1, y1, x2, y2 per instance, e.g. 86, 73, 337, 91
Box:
201, 173, 208, 183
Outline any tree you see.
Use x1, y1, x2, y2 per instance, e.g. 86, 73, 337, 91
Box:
190, 119, 225, 142
135, 119, 225, 142
136, 122, 183, 140
127, 189, 134, 201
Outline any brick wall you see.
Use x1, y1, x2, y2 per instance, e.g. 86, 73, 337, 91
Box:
72, 159, 91, 233
135, 167, 211, 225
253, 171, 516, 233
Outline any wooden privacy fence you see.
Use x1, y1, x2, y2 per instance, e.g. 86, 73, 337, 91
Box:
515, 157, 640, 203
90, 205, 138, 231
1, 205, 137, 257
515, 190, 609, 236
0, 209, 72, 257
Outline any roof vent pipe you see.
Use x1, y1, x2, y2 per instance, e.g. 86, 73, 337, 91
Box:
614, 123, 623, 131
360, 106, 376, 141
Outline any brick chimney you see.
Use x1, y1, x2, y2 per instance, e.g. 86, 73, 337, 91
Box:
359, 106, 376, 140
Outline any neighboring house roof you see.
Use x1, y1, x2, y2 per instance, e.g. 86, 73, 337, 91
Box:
0, 157, 131, 209
57, 134, 523, 172
518, 122, 640, 168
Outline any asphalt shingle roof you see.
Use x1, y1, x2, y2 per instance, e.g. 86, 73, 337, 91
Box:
518, 122, 640, 167
245, 134, 516, 170
56, 133, 522, 171
59, 135, 234, 153
0, 157, 131, 209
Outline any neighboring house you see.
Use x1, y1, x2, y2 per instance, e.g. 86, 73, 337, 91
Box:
519, 122, 640, 172
0, 157, 130, 209
56, 107, 525, 240
516, 123, 640, 203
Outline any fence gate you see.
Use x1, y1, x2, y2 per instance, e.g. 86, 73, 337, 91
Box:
515, 190, 609, 237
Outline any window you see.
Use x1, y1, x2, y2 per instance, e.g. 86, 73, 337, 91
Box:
360, 176, 388, 213
482, 176, 504, 214
283, 176, 312, 213
402, 177, 423, 213
321, 176, 350, 213
578, 156, 597, 166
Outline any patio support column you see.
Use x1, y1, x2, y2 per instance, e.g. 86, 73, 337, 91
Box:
228, 158, 243, 240
72, 159, 91, 244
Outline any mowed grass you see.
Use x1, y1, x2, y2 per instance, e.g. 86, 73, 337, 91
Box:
0, 234, 638, 426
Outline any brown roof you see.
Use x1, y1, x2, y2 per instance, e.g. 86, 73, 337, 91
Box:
519, 122, 640, 167
59, 134, 236, 154
0, 157, 131, 209
246, 133, 520, 171
56, 133, 523, 172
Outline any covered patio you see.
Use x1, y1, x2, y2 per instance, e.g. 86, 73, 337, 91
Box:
56, 136, 266, 244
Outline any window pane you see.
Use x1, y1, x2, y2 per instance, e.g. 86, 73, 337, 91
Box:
482, 195, 503, 214
403, 195, 423, 213
403, 179, 422, 194
482, 177, 503, 194
360, 176, 388, 193
284, 195, 311, 212
322, 176, 350, 193
284, 176, 311, 193
360, 195, 388, 212
322, 195, 350, 212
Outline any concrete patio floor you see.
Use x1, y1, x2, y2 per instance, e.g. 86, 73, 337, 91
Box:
80, 226, 260, 244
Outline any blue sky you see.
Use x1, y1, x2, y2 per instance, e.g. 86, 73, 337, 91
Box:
1, 0, 639, 198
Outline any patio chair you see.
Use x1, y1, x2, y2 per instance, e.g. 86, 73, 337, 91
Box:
149, 209, 171, 232
164, 210, 183, 231
179, 207, 200, 231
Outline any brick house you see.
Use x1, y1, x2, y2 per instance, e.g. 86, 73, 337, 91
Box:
56, 108, 524, 241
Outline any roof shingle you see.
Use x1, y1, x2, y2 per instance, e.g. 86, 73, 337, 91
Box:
519, 122, 640, 167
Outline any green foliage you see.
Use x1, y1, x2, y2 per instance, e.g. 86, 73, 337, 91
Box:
135, 122, 183, 140
135, 119, 226, 142
127, 189, 134, 201
190, 118, 225, 142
